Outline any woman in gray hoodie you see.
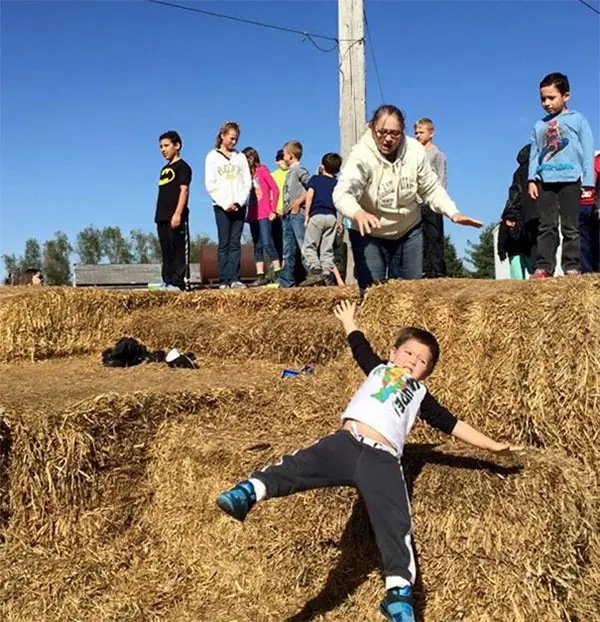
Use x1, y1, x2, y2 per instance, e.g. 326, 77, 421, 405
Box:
333, 105, 482, 291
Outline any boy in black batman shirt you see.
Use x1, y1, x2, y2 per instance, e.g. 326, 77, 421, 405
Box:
155, 131, 192, 291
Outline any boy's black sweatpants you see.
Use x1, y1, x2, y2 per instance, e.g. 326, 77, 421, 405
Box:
421, 204, 446, 278
157, 219, 190, 290
251, 430, 415, 585
536, 181, 581, 273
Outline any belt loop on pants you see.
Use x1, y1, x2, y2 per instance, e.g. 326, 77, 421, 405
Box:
350, 422, 399, 459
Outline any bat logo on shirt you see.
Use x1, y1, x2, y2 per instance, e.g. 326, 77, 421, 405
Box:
159, 167, 175, 186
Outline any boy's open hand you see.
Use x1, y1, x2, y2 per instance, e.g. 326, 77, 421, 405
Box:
333, 300, 358, 335
489, 442, 525, 453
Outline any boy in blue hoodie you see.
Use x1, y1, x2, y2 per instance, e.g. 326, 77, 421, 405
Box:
528, 72, 595, 278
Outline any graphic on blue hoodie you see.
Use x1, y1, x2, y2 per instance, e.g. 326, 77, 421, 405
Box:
528, 110, 595, 187
538, 119, 569, 165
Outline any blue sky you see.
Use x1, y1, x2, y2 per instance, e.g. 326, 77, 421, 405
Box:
1, 0, 599, 272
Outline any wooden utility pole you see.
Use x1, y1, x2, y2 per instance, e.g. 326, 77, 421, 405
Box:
338, 0, 366, 285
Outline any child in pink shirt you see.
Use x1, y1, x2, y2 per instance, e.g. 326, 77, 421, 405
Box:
243, 147, 282, 286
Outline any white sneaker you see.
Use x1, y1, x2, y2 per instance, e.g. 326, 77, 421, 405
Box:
230, 281, 246, 289
219, 284, 229, 290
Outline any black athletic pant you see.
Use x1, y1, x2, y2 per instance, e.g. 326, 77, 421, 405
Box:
421, 204, 446, 278
251, 430, 415, 584
157, 219, 190, 290
536, 181, 581, 273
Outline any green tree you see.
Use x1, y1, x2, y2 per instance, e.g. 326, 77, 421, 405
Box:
22, 239, 42, 269
75, 226, 104, 264
130, 229, 154, 264
465, 223, 496, 279
101, 226, 133, 264
443, 235, 470, 277
146, 233, 162, 263
43, 231, 72, 285
2, 254, 20, 276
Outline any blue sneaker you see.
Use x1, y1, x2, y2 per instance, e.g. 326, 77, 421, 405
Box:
379, 586, 415, 621
216, 480, 256, 522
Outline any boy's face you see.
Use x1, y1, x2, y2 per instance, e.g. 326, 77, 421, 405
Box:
540, 85, 570, 115
389, 338, 433, 381
160, 138, 179, 161
276, 158, 288, 171
414, 124, 434, 146
283, 148, 295, 166
221, 130, 239, 151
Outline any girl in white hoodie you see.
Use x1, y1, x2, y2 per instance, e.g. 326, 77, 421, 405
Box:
205, 121, 252, 289
333, 105, 482, 291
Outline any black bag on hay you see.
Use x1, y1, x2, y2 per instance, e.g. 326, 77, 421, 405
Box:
101, 338, 195, 369
102, 337, 150, 368
165, 348, 198, 369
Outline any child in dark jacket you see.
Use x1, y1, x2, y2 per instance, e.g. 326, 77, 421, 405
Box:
498, 144, 539, 279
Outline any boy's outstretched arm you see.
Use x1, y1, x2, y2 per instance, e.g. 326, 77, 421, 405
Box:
452, 420, 523, 453
333, 300, 383, 375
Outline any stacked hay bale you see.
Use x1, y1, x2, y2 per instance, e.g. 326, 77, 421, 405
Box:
1, 276, 599, 621
2, 393, 598, 621
0, 287, 350, 364
359, 277, 600, 473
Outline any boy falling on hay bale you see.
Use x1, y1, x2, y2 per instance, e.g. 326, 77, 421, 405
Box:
216, 300, 522, 622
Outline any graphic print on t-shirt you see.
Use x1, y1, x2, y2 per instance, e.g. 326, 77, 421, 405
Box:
159, 167, 176, 186
217, 162, 241, 181
371, 365, 421, 416
539, 119, 569, 165
155, 159, 192, 223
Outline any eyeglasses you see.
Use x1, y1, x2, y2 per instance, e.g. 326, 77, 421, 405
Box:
374, 129, 403, 139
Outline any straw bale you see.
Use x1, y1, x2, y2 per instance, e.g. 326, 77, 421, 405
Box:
2, 407, 597, 621
0, 286, 352, 363
121, 307, 346, 364
1, 277, 600, 620
357, 276, 600, 471
0, 532, 196, 622
0, 355, 288, 412
2, 370, 353, 547
0, 288, 126, 361
138, 419, 599, 622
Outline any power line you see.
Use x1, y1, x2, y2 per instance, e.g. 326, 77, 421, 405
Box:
363, 7, 385, 103
145, 0, 344, 52
577, 0, 600, 15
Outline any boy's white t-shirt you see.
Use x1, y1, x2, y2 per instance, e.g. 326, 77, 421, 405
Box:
341, 362, 427, 456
